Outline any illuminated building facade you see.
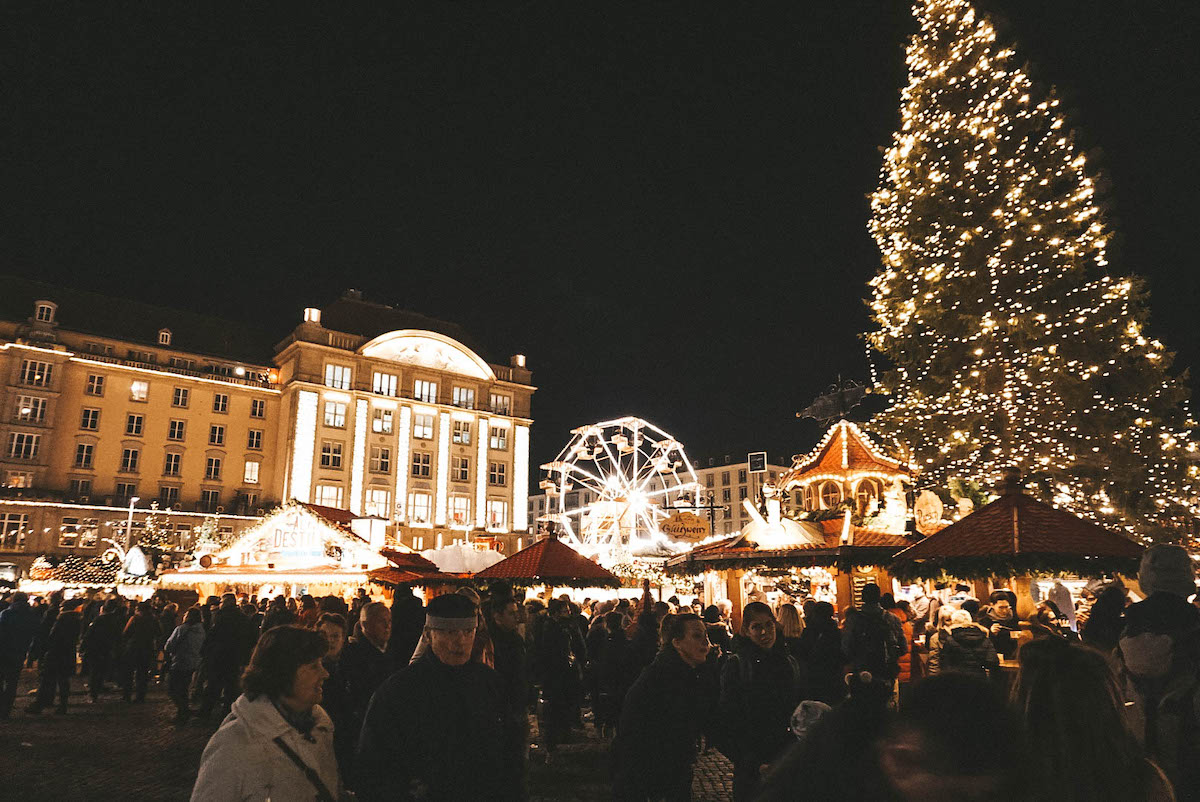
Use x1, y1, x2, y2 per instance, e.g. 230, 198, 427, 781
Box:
0, 280, 534, 570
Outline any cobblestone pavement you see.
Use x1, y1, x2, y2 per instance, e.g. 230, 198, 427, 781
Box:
0, 667, 734, 801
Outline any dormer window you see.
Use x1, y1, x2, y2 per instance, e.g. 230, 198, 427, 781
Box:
35, 301, 56, 323
158, 328, 172, 345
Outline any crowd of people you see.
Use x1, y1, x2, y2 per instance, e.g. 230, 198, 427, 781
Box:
2, 541, 1200, 800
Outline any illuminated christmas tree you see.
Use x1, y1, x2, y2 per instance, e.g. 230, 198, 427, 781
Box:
134, 502, 177, 552
866, 0, 1197, 539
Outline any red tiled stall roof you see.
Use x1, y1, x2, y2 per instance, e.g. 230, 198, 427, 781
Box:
379, 548, 441, 573
368, 566, 472, 588
891, 489, 1144, 579
474, 537, 621, 587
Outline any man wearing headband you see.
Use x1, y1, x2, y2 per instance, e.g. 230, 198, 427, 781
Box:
355, 592, 521, 801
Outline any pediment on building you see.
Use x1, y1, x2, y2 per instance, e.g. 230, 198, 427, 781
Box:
358, 329, 495, 380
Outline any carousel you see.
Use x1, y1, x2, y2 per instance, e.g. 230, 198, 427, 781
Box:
666, 419, 920, 627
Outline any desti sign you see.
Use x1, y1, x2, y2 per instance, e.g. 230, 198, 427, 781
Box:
660, 512, 711, 542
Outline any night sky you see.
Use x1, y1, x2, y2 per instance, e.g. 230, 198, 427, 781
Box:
4, 1, 1197, 475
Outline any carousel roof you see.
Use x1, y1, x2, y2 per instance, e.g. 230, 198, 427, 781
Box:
890, 477, 1145, 579
474, 536, 621, 587
665, 518, 914, 575
782, 419, 914, 487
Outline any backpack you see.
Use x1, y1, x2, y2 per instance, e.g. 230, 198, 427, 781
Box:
846, 609, 901, 680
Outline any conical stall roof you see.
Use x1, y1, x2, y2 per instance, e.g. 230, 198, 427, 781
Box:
474, 536, 622, 588
891, 478, 1145, 580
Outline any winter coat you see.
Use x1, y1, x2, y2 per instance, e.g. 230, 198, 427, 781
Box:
0, 597, 41, 665
122, 613, 160, 660
490, 626, 529, 719
191, 694, 338, 802
82, 611, 124, 660
885, 606, 915, 683
706, 621, 733, 658
260, 606, 296, 633
386, 590, 425, 668
841, 604, 907, 681
977, 610, 1021, 659
164, 622, 206, 672
612, 646, 716, 798
796, 619, 846, 705
29, 601, 61, 663
206, 607, 256, 668
928, 624, 998, 679
355, 652, 518, 802
718, 638, 803, 766
41, 609, 81, 671
340, 637, 393, 744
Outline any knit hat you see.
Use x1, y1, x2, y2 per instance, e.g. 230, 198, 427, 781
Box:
1138, 544, 1196, 598
426, 592, 478, 631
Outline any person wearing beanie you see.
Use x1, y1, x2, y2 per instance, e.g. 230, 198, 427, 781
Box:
1115, 543, 1200, 799
355, 593, 521, 801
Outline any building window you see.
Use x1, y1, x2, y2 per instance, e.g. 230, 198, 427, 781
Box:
324, 401, 347, 428
212, 393, 229, 413
250, 398, 266, 419
820, 481, 842, 509
489, 393, 511, 415
411, 452, 432, 478
452, 387, 475, 409
74, 443, 94, 469
738, 469, 747, 484
200, 489, 220, 512
243, 461, 260, 484
86, 374, 105, 396
158, 485, 181, 506
209, 424, 225, 446
721, 471, 730, 486
372, 408, 393, 434
120, 448, 140, 473
452, 419, 472, 445
80, 408, 100, 430
413, 413, 434, 440
158, 328, 172, 345
705, 474, 714, 489
370, 446, 391, 473
19, 360, 53, 387
68, 478, 92, 499
36, 303, 55, 323
315, 484, 344, 508
855, 479, 880, 513
6, 433, 40, 460
205, 457, 223, 481
79, 518, 99, 549
169, 356, 195, 370
373, 372, 398, 397
126, 414, 144, 437
16, 396, 47, 423
452, 456, 470, 482
320, 441, 344, 469
325, 364, 352, 390
172, 387, 189, 407
168, 419, 186, 441
130, 380, 149, 402
0, 513, 28, 551
413, 380, 437, 404
58, 517, 80, 548
4, 471, 33, 489
450, 496, 470, 526
407, 492, 432, 524
721, 488, 731, 503
489, 426, 508, 450
163, 453, 182, 476
738, 486, 748, 500
488, 462, 507, 486
247, 429, 263, 450
115, 482, 137, 503
486, 500, 508, 530
365, 489, 392, 518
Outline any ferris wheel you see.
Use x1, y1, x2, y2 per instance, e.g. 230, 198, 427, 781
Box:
539, 417, 702, 556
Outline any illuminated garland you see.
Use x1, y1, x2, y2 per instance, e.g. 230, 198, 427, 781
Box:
866, 0, 1198, 541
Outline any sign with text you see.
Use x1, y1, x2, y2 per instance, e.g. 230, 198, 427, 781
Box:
660, 511, 711, 542
748, 451, 768, 474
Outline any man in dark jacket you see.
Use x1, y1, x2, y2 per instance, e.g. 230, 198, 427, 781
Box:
120, 601, 160, 702
489, 596, 530, 796
612, 612, 715, 801
977, 591, 1021, 660
82, 598, 125, 701
387, 586, 425, 669
199, 594, 254, 717
841, 583, 907, 684
28, 599, 83, 714
339, 601, 392, 783
356, 593, 519, 801
535, 598, 579, 753
259, 594, 296, 633
0, 591, 40, 717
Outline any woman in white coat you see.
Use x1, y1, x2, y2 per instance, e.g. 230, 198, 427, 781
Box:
191, 625, 339, 801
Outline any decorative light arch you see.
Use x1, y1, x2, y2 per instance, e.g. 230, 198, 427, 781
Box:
358, 330, 495, 381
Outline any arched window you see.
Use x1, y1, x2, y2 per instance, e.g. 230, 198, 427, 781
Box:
820, 481, 842, 509
158, 328, 172, 346
855, 479, 880, 514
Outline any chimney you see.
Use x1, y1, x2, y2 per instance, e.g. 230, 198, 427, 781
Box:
303, 307, 322, 325
511, 354, 527, 369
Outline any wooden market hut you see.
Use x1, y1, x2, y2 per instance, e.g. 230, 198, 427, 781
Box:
889, 468, 1145, 616
474, 534, 621, 590
367, 547, 474, 599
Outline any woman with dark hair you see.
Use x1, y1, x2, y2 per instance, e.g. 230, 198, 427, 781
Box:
612, 612, 714, 800
703, 604, 733, 658
718, 601, 803, 800
191, 625, 337, 802
1012, 637, 1174, 801
1081, 584, 1128, 655
795, 601, 845, 705
1030, 602, 1071, 640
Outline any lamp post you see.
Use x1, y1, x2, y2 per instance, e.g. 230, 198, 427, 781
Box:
125, 496, 140, 549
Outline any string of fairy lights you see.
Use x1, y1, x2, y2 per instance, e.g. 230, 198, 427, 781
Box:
865, 0, 1198, 539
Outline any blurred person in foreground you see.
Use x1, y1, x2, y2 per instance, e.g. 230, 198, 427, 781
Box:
191, 626, 337, 801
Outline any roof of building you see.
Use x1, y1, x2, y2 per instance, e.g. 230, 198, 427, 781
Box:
474, 536, 621, 587
0, 274, 279, 364
783, 420, 914, 486
315, 292, 490, 363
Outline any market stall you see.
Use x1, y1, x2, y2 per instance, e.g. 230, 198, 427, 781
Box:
473, 532, 622, 600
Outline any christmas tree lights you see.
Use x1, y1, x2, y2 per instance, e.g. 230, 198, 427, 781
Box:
867, 0, 1197, 540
